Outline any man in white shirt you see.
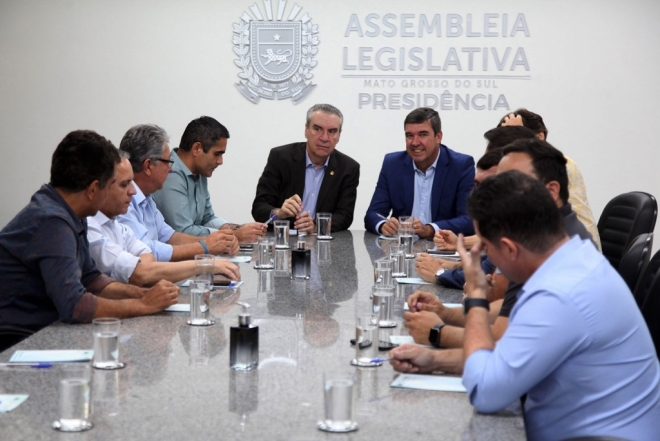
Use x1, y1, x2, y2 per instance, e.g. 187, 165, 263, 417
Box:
88, 153, 240, 286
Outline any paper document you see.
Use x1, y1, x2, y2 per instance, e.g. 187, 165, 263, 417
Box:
164, 304, 190, 313
226, 256, 251, 263
181, 280, 243, 288
0, 395, 29, 413
391, 373, 467, 393
10, 350, 93, 363
395, 277, 435, 285
379, 235, 398, 240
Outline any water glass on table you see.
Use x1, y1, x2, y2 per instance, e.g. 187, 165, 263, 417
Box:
92, 318, 124, 370
188, 284, 215, 326
397, 216, 414, 258
274, 220, 290, 249
316, 212, 333, 240
389, 243, 406, 277
195, 254, 215, 288
374, 258, 394, 287
351, 316, 382, 367
317, 371, 358, 433
254, 237, 275, 269
372, 286, 396, 328
52, 364, 92, 432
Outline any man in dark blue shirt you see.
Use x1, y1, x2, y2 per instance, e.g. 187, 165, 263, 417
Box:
0, 131, 179, 349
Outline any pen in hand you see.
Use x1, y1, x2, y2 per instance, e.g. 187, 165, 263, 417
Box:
376, 213, 388, 221
263, 213, 278, 226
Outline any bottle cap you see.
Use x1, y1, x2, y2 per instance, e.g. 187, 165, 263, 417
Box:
296, 240, 306, 251
237, 302, 252, 326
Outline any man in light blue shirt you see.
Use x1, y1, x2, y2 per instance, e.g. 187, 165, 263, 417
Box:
118, 124, 239, 262
391, 171, 660, 440
152, 116, 266, 242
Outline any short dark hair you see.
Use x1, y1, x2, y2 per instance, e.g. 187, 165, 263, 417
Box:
50, 130, 120, 192
484, 126, 537, 152
179, 116, 230, 153
476, 150, 504, 171
404, 107, 441, 135
498, 108, 548, 139
468, 171, 566, 254
502, 138, 569, 204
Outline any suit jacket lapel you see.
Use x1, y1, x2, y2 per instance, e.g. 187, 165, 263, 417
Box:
401, 154, 415, 216
292, 143, 306, 198
431, 146, 449, 216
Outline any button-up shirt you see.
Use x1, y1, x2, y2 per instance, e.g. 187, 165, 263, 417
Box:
463, 236, 660, 440
87, 212, 152, 283
301, 151, 329, 220
118, 183, 175, 262
152, 150, 228, 237
0, 184, 113, 331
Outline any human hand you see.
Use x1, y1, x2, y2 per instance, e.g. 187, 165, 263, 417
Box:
403, 310, 443, 345
414, 253, 445, 283
140, 280, 179, 313
434, 229, 458, 250
214, 259, 241, 281
235, 222, 267, 243
457, 234, 489, 299
500, 113, 524, 127
279, 195, 303, 218
294, 211, 315, 233
389, 344, 439, 374
206, 230, 239, 256
407, 290, 443, 315
380, 217, 399, 237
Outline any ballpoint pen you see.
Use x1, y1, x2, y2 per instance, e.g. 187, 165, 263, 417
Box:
376, 213, 388, 221
369, 357, 392, 363
0, 362, 53, 368
263, 213, 278, 226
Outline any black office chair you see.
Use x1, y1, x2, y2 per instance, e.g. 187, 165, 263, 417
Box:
598, 191, 657, 269
0, 326, 34, 353
617, 233, 653, 293
638, 250, 660, 355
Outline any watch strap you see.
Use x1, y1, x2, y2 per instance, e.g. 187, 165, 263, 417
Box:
428, 323, 445, 348
464, 298, 490, 315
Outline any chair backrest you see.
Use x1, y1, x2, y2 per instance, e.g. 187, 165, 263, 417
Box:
634, 249, 660, 308
598, 191, 657, 269
617, 233, 653, 293
638, 254, 660, 357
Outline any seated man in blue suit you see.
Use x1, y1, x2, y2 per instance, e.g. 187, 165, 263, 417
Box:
364, 107, 475, 238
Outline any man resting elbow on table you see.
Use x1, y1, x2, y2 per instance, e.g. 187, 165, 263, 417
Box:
88, 153, 241, 287
0, 132, 181, 341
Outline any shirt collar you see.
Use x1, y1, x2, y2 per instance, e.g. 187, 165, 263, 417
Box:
305, 150, 330, 169
172, 149, 196, 178
132, 182, 147, 206
93, 211, 112, 225
412, 149, 441, 174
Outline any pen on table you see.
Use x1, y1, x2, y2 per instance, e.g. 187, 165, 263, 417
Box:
263, 213, 278, 227
0, 362, 53, 368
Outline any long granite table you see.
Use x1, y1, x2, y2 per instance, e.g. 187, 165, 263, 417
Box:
0, 231, 525, 440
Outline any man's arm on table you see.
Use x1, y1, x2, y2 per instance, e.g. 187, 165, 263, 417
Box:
129, 256, 241, 287
93, 279, 179, 318
167, 230, 238, 260
118, 205, 175, 262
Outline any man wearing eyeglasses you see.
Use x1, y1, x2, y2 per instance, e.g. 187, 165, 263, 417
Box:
118, 124, 239, 262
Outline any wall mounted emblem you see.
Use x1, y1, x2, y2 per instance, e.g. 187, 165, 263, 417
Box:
233, 1, 319, 104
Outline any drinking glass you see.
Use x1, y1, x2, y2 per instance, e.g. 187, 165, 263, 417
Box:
389, 243, 406, 277
188, 286, 215, 326
351, 316, 381, 367
274, 220, 290, 249
195, 254, 215, 288
373, 258, 393, 287
92, 318, 124, 370
316, 212, 332, 240
317, 371, 358, 433
397, 217, 414, 258
372, 286, 396, 328
254, 237, 274, 269
52, 364, 92, 432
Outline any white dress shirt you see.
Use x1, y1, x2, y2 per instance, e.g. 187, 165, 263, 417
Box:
87, 212, 152, 283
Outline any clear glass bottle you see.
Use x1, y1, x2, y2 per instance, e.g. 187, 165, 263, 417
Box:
291, 240, 311, 280
230, 303, 259, 371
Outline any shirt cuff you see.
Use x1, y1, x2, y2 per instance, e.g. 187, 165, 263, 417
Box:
375, 220, 386, 234
86, 274, 115, 295
111, 252, 142, 284
71, 292, 99, 324
428, 223, 440, 233
152, 241, 174, 262
462, 349, 494, 401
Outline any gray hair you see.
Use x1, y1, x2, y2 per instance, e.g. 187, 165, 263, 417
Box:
305, 104, 343, 130
119, 124, 170, 173
118, 149, 131, 160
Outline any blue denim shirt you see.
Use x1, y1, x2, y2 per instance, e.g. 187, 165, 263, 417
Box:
0, 184, 112, 331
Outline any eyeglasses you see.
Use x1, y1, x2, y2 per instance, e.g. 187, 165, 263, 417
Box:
155, 158, 174, 168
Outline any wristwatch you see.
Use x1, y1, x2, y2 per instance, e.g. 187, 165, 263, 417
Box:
428, 323, 445, 348
435, 268, 445, 279
463, 298, 490, 315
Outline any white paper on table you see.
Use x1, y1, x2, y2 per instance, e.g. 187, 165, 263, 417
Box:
181, 280, 243, 288
225, 256, 251, 263
10, 350, 93, 363
404, 302, 462, 311
390, 373, 467, 393
0, 395, 29, 413
379, 235, 398, 240
390, 335, 416, 345
395, 277, 435, 285
164, 304, 190, 313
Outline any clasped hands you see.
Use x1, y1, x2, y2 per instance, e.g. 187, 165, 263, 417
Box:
277, 194, 316, 234
379, 216, 434, 239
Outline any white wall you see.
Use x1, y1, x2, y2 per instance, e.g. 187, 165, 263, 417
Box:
1, 0, 659, 249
